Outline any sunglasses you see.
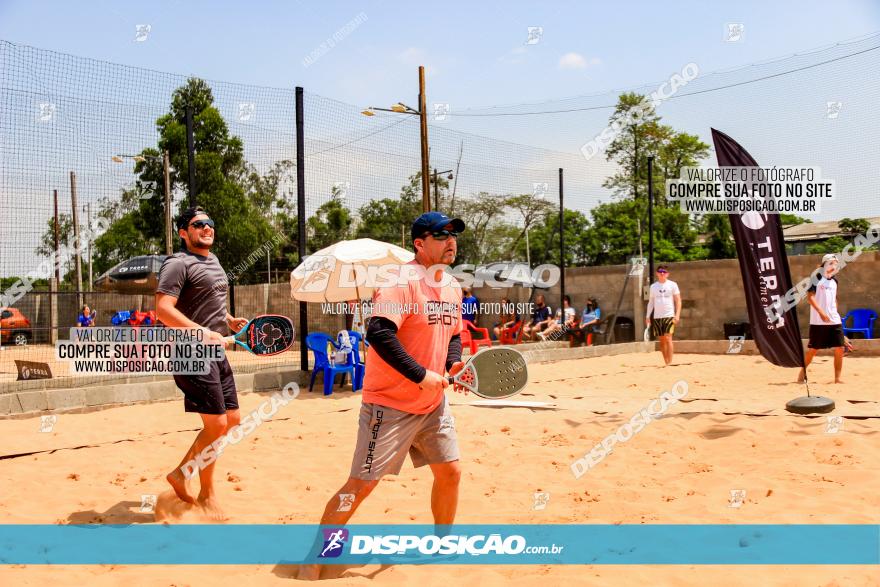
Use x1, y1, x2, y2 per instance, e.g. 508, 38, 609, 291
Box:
189, 218, 215, 229
422, 230, 458, 241
657, 269, 668, 274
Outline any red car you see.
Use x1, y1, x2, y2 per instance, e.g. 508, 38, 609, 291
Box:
0, 307, 32, 346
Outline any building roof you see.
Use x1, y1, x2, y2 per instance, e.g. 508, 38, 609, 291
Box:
782, 217, 880, 242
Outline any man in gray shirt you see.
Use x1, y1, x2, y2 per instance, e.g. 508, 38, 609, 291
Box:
156, 206, 246, 521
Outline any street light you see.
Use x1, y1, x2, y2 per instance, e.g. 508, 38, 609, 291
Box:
431, 168, 453, 211
361, 66, 431, 212
112, 152, 174, 255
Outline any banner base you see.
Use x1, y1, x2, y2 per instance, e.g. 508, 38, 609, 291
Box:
785, 395, 835, 414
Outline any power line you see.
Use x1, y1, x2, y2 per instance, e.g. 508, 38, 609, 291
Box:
447, 41, 880, 117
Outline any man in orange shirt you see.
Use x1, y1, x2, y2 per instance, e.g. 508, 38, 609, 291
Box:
298, 212, 467, 580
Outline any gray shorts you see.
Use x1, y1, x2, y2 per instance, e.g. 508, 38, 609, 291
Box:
349, 397, 459, 481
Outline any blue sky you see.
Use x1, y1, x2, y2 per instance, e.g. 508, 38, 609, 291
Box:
1, 0, 877, 109
1, 1, 879, 275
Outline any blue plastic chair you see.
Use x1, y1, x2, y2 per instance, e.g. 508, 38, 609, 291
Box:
110, 311, 131, 326
346, 330, 368, 390
842, 308, 877, 339
305, 332, 359, 395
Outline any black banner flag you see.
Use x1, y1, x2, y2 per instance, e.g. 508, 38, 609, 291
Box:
711, 128, 805, 368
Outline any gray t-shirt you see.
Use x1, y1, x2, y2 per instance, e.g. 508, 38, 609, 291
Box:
157, 250, 229, 334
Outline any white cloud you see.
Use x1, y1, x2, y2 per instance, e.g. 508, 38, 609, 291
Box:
498, 46, 528, 64
558, 52, 600, 70
395, 47, 438, 75
398, 47, 426, 65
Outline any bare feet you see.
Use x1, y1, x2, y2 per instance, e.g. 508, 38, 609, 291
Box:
166, 469, 195, 504
297, 564, 321, 581
197, 494, 228, 522
834, 379, 844, 384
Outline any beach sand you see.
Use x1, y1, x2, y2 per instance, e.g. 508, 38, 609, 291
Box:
1, 351, 877, 585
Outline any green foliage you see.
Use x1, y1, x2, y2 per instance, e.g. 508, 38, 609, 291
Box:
520, 209, 591, 266
93, 209, 150, 275
838, 217, 870, 235
449, 192, 516, 265
806, 236, 850, 255
701, 214, 737, 259
602, 93, 709, 208
779, 214, 811, 226
0, 276, 49, 291
37, 77, 294, 285
579, 199, 701, 265
308, 186, 352, 251
355, 174, 423, 249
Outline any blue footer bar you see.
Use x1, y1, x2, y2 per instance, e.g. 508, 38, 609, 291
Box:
0, 525, 877, 565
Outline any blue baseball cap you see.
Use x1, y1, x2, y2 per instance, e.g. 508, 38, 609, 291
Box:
411, 211, 465, 242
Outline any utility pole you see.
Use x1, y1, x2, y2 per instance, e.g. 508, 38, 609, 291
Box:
418, 66, 430, 212
431, 168, 453, 213
51, 189, 60, 345
70, 171, 83, 309
648, 156, 655, 280
558, 167, 565, 315
186, 106, 197, 206
296, 86, 308, 370
164, 150, 173, 255
84, 202, 93, 290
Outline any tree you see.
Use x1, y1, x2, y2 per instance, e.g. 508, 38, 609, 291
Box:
838, 217, 870, 235
521, 209, 591, 266
582, 199, 700, 265
603, 92, 669, 203
308, 186, 352, 251
806, 236, 850, 255
593, 92, 710, 265
655, 132, 711, 208
449, 192, 515, 265
701, 214, 736, 260
85, 77, 282, 284
504, 193, 555, 259
780, 214, 811, 227
356, 173, 424, 248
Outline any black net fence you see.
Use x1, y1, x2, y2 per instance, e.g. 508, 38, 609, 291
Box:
1, 34, 878, 392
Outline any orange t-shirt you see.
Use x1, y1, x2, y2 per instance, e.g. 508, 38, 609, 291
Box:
362, 260, 463, 414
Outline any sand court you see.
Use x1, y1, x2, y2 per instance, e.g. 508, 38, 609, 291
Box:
0, 351, 877, 585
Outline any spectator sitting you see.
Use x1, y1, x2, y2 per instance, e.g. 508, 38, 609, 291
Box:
77, 305, 96, 327
523, 293, 552, 341
538, 295, 576, 341
461, 287, 479, 325
492, 296, 520, 340
572, 297, 601, 346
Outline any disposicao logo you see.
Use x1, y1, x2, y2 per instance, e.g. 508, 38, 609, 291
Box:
319, 528, 349, 558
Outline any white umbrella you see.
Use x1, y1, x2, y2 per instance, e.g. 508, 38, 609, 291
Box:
290, 238, 415, 303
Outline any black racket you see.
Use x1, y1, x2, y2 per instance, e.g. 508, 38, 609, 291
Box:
224, 315, 295, 356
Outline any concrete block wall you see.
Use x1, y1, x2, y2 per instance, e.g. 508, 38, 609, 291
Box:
471, 252, 880, 340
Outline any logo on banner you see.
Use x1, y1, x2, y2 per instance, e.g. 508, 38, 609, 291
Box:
319, 528, 349, 558
16, 360, 53, 381
296, 255, 336, 293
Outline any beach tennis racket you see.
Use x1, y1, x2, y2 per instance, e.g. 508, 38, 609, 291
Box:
223, 314, 295, 356
448, 347, 528, 399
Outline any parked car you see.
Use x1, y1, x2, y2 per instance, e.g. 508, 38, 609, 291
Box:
0, 307, 32, 345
